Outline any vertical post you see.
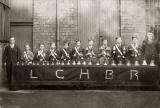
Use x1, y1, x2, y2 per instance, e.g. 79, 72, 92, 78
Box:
56, 0, 59, 50
119, 0, 121, 37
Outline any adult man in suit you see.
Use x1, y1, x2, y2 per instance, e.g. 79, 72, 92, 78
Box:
141, 32, 158, 64
112, 37, 126, 64
3, 37, 21, 88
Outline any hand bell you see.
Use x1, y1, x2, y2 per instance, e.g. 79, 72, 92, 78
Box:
72, 61, 76, 65
88, 61, 92, 65
118, 60, 123, 66
111, 60, 116, 66
126, 60, 131, 66
77, 61, 81, 65
46, 62, 50, 65
51, 62, 54, 65
32, 62, 35, 65
150, 59, 156, 66
134, 60, 139, 66
96, 60, 100, 65
142, 59, 147, 65
61, 61, 65, 65
82, 60, 87, 65
67, 60, 70, 65
16, 62, 20, 65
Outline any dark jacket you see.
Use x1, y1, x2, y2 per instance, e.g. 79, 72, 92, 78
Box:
3, 45, 21, 65
60, 48, 71, 61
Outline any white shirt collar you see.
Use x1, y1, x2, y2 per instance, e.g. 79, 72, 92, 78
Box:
10, 44, 15, 48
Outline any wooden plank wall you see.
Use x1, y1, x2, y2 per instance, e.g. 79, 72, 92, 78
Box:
100, 0, 120, 47
78, 0, 100, 51
0, 2, 10, 41
10, 0, 33, 51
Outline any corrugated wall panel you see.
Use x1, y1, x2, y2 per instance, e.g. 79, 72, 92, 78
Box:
78, 0, 100, 51
99, 0, 120, 46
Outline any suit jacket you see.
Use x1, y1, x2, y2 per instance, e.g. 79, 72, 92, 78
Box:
141, 40, 158, 63
3, 45, 21, 65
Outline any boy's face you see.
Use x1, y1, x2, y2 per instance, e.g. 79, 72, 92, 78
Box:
40, 44, 45, 50
10, 37, 15, 45
76, 41, 81, 47
103, 40, 107, 45
64, 43, 69, 49
133, 38, 138, 44
147, 33, 154, 41
51, 43, 56, 49
25, 45, 30, 51
116, 38, 122, 44
88, 40, 93, 46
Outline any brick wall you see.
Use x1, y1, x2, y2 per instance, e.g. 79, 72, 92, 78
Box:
57, 0, 78, 49
121, 0, 146, 45
33, 0, 57, 51
33, 0, 78, 51
33, 0, 147, 50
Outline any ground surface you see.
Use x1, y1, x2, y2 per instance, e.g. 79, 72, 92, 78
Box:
0, 87, 159, 108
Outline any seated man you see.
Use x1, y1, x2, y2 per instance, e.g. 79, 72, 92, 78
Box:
35, 43, 47, 62
141, 32, 158, 64
127, 35, 141, 64
71, 40, 84, 62
46, 42, 58, 63
112, 37, 126, 64
98, 39, 111, 64
85, 39, 96, 63
60, 41, 71, 62
21, 43, 34, 63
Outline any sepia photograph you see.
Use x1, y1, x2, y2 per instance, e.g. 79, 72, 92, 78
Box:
0, 0, 160, 107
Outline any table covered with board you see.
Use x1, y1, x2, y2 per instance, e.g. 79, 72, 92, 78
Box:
10, 62, 159, 90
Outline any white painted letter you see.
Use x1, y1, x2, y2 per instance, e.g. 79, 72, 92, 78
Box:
105, 70, 114, 79
30, 70, 38, 79
56, 70, 64, 80
80, 69, 89, 79
130, 70, 139, 80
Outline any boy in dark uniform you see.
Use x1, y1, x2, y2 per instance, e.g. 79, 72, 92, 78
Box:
112, 37, 126, 64
60, 41, 71, 63
46, 42, 58, 63
128, 35, 141, 64
71, 40, 84, 62
98, 39, 111, 64
85, 39, 96, 64
3, 37, 21, 88
35, 43, 47, 62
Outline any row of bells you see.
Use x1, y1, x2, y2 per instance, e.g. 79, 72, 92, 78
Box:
16, 59, 156, 66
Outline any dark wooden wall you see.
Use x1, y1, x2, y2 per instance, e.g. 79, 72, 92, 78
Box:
0, 1, 10, 42
10, 0, 33, 51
